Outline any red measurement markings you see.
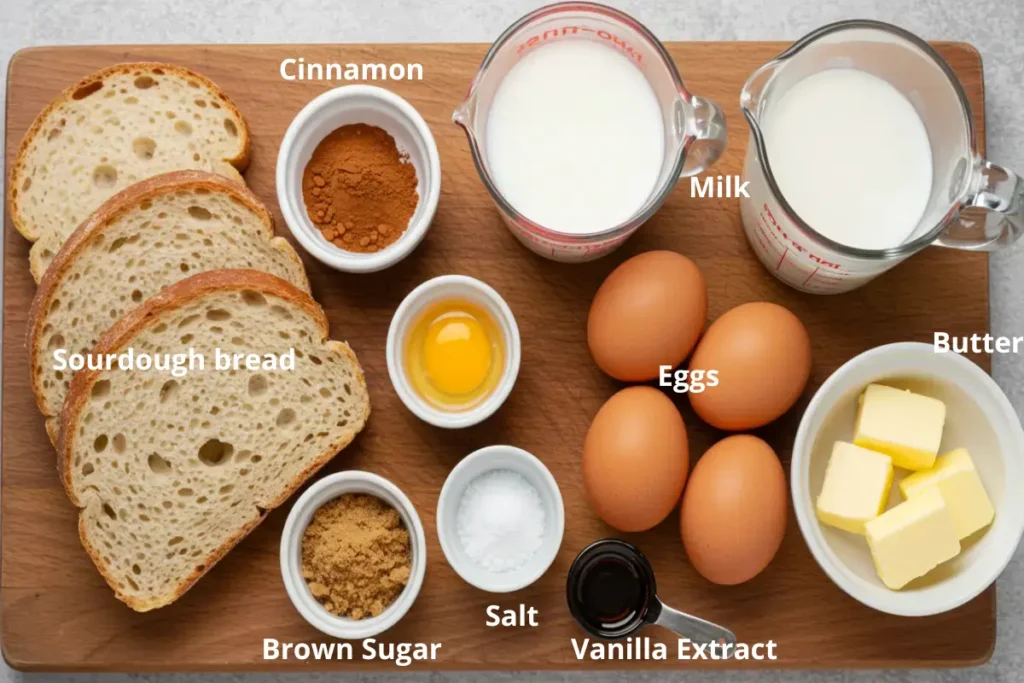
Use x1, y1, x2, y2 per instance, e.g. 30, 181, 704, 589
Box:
806, 270, 847, 290
748, 212, 771, 253
520, 224, 622, 258
515, 26, 644, 64
754, 212, 784, 255
752, 222, 772, 256
761, 204, 845, 270
775, 247, 789, 271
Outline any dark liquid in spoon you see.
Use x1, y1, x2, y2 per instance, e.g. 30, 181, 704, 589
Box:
578, 558, 644, 628
567, 540, 655, 638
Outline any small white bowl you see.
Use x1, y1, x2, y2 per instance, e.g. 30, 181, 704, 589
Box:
792, 342, 1024, 617
386, 275, 521, 429
276, 84, 441, 273
280, 471, 426, 639
436, 445, 565, 592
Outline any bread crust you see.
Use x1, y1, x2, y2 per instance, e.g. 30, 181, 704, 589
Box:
28, 171, 310, 445
58, 269, 369, 611
8, 62, 251, 242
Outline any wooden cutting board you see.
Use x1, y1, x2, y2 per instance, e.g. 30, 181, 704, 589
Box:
1, 42, 992, 672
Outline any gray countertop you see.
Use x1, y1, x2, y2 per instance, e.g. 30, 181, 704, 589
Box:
2, 0, 1023, 681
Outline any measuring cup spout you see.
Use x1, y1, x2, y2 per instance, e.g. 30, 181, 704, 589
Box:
740, 60, 784, 130
451, 96, 474, 129
648, 598, 737, 654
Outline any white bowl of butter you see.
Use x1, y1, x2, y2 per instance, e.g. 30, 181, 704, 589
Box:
792, 342, 1024, 616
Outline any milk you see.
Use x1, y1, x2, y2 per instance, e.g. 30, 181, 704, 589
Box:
484, 40, 664, 235
762, 68, 933, 250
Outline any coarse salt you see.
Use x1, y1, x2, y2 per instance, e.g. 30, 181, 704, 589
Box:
456, 469, 546, 573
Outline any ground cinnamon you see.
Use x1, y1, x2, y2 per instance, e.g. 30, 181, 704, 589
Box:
301, 493, 411, 620
302, 123, 418, 253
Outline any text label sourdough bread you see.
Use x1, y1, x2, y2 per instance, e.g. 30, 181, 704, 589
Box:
52, 348, 296, 378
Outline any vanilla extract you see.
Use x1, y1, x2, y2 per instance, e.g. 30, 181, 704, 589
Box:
571, 636, 669, 660
566, 539, 655, 638
566, 539, 737, 650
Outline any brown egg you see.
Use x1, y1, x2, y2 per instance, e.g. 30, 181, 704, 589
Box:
588, 251, 707, 381
680, 435, 787, 585
583, 386, 689, 532
689, 302, 811, 430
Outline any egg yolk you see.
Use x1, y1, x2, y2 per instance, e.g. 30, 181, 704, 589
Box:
404, 299, 505, 412
422, 314, 492, 395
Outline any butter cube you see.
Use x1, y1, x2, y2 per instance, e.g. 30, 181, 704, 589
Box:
900, 448, 994, 540
854, 384, 945, 470
816, 442, 893, 535
864, 488, 960, 590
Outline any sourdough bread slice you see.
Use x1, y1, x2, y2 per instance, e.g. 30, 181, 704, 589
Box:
8, 63, 250, 282
60, 270, 370, 612
30, 171, 309, 446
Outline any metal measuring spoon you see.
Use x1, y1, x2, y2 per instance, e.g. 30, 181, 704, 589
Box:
566, 539, 736, 654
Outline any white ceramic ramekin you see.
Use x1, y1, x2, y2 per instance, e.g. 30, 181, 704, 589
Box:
280, 471, 426, 639
792, 342, 1024, 617
436, 445, 565, 592
386, 275, 521, 429
276, 84, 441, 273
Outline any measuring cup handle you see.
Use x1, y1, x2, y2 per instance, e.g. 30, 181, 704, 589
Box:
679, 95, 728, 178
936, 158, 1024, 250
651, 602, 737, 651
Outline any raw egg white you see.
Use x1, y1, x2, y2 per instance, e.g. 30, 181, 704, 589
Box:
583, 386, 689, 532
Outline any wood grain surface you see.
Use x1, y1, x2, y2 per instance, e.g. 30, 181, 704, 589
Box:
1, 42, 992, 672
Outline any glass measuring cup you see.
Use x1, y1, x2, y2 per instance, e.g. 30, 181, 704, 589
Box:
566, 539, 736, 649
740, 20, 1024, 294
453, 2, 727, 263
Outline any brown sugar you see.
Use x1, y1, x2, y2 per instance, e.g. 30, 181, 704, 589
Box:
301, 123, 419, 253
301, 493, 412, 620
